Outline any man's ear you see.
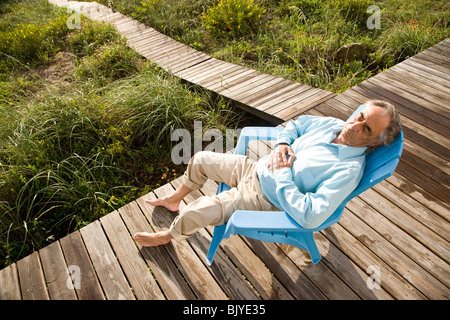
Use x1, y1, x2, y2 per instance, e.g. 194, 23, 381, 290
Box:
367, 139, 382, 147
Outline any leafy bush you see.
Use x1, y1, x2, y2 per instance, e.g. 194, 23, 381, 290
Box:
0, 14, 69, 65
202, 0, 266, 39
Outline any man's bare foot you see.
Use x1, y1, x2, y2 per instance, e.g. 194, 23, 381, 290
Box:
133, 230, 173, 247
145, 196, 180, 212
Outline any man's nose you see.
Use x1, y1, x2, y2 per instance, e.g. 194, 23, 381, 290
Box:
348, 121, 363, 132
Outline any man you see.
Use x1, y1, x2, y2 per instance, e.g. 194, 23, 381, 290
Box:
133, 100, 401, 247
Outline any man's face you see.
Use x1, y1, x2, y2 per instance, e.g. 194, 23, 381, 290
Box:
339, 104, 391, 148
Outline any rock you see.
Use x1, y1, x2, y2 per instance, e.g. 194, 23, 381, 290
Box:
333, 42, 366, 62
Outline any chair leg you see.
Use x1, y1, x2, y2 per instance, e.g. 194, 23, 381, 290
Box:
206, 225, 226, 266
302, 232, 321, 264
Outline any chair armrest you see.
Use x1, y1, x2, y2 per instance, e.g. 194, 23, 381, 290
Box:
229, 210, 317, 232
234, 126, 284, 156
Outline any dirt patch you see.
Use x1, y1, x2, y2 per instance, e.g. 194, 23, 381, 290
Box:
38, 51, 77, 89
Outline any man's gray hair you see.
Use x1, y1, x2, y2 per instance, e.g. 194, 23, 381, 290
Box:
365, 99, 401, 146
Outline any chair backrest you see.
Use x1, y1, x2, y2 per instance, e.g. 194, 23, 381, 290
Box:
314, 105, 404, 230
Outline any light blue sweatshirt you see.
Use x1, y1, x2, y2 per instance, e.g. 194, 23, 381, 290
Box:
257, 115, 366, 229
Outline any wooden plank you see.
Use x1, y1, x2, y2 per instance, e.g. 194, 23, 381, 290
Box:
148, 41, 197, 61
144, 43, 193, 62
100, 210, 165, 300
249, 82, 305, 109
343, 200, 449, 300
389, 64, 450, 95
232, 76, 286, 102
115, 20, 145, 36
138, 189, 228, 300
323, 220, 426, 300
126, 28, 162, 44
425, 43, 449, 61
415, 50, 450, 70
139, 41, 186, 60
396, 60, 450, 89
176, 59, 231, 84
197, 63, 242, 86
79, 221, 135, 300
91, 11, 122, 22
221, 74, 276, 100
175, 57, 224, 79
367, 69, 450, 112
255, 84, 313, 113
264, 87, 321, 116
214, 70, 268, 95
169, 179, 261, 299
16, 252, 49, 300
0, 263, 21, 300
387, 173, 450, 222
356, 189, 450, 282
39, 241, 77, 300
379, 68, 450, 107
59, 231, 105, 300
312, 233, 394, 300
162, 52, 209, 74
402, 58, 450, 86
118, 200, 196, 300
408, 55, 450, 82
239, 78, 292, 105
200, 65, 250, 90
208, 69, 260, 92
165, 54, 211, 74
244, 237, 348, 300
137, 37, 183, 57
373, 180, 450, 242
152, 50, 207, 71
279, 90, 335, 120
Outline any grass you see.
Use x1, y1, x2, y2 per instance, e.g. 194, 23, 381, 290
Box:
0, 0, 247, 267
91, 0, 448, 93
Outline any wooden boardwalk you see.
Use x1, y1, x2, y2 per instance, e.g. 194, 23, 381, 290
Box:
0, 1, 449, 300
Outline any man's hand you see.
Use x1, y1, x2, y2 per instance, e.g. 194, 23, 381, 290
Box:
268, 143, 295, 172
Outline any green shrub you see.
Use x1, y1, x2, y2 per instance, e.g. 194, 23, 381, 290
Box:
202, 0, 266, 39
0, 14, 69, 65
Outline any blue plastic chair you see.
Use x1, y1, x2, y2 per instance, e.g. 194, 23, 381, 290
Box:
206, 105, 404, 265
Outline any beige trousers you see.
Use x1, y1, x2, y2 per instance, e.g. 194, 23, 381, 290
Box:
169, 151, 279, 241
